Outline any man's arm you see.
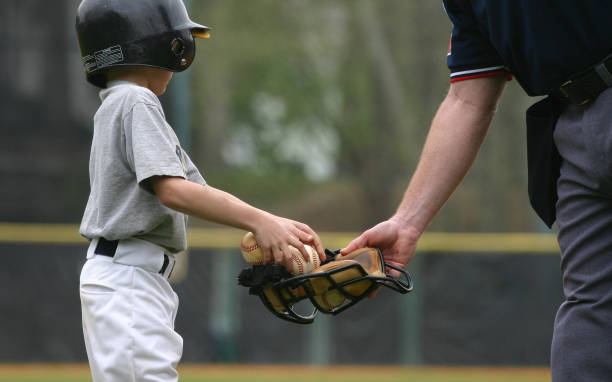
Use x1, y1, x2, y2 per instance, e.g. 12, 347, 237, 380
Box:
342, 75, 507, 269
150, 176, 325, 263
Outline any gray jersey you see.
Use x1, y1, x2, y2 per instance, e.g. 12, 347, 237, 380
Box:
80, 81, 205, 253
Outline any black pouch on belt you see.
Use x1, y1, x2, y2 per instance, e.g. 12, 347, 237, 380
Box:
525, 96, 564, 228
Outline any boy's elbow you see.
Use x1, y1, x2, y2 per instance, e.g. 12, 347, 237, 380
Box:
150, 176, 185, 210
157, 189, 179, 209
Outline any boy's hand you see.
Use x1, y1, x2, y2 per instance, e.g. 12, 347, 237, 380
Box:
252, 214, 325, 266
149, 177, 325, 264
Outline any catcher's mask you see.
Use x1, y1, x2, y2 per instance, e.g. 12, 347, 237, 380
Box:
238, 247, 413, 324
75, 0, 210, 88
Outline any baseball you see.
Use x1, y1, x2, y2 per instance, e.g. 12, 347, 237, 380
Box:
240, 232, 320, 274
284, 244, 321, 275
240, 231, 264, 265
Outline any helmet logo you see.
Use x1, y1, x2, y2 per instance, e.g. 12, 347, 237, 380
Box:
82, 45, 124, 73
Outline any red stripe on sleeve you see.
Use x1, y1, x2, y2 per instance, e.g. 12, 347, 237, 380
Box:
450, 71, 513, 83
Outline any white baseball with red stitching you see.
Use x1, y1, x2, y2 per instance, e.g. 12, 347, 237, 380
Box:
240, 232, 264, 265
285, 244, 320, 275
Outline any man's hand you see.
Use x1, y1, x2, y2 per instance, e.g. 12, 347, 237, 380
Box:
340, 76, 507, 275
341, 218, 421, 275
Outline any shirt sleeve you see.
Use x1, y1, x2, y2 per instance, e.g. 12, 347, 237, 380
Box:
182, 149, 206, 186
443, 0, 512, 82
124, 102, 186, 187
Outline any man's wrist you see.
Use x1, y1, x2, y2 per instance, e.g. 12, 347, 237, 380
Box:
389, 214, 424, 241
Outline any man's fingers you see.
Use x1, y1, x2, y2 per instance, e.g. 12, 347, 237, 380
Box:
341, 234, 367, 254
384, 260, 408, 277
367, 286, 381, 299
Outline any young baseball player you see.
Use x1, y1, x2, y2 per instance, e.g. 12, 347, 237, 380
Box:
75, 1, 324, 381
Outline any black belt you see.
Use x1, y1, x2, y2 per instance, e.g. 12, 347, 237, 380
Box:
552, 54, 612, 105
95, 237, 171, 275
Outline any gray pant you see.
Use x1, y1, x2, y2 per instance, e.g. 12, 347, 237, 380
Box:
551, 87, 612, 381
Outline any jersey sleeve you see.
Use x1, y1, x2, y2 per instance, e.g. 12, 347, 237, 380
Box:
124, 103, 187, 188
182, 150, 206, 186
443, 0, 511, 82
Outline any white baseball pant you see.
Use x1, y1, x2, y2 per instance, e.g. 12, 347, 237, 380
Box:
80, 237, 182, 382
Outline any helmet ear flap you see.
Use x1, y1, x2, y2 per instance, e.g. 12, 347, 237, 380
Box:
171, 38, 186, 57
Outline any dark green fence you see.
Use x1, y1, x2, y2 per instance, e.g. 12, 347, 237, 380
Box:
0, 224, 562, 365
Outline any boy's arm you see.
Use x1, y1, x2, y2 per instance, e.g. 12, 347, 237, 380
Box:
342, 76, 507, 270
150, 176, 325, 264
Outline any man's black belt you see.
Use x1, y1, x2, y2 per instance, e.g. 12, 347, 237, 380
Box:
552, 54, 612, 105
94, 237, 171, 275
527, 53, 612, 227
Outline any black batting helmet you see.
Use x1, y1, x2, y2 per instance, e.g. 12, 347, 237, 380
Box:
75, 0, 210, 88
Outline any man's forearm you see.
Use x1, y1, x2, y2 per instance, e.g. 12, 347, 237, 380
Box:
393, 76, 506, 234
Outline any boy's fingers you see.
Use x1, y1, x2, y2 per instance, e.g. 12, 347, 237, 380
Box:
293, 228, 313, 243
295, 243, 310, 261
262, 247, 274, 264
287, 236, 310, 261
290, 224, 325, 262
312, 234, 326, 261
293, 221, 312, 233
314, 241, 326, 262
272, 246, 284, 264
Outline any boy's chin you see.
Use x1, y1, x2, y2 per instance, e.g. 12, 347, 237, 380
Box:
154, 86, 168, 96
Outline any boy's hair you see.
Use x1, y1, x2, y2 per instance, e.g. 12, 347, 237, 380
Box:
75, 0, 210, 88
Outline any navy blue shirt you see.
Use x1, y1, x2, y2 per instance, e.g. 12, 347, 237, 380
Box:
444, 0, 612, 96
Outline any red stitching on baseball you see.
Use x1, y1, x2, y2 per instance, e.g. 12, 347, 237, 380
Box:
241, 243, 259, 252
289, 252, 304, 274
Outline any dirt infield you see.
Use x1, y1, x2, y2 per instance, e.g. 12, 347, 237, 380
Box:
0, 363, 550, 382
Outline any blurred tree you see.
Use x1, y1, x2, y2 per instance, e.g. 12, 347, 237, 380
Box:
0, 0, 540, 230
188, 0, 538, 233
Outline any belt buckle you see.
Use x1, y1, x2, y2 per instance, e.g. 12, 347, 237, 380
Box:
558, 80, 572, 99
559, 80, 590, 105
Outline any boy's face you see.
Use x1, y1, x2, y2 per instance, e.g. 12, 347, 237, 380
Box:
106, 66, 173, 95
147, 68, 173, 96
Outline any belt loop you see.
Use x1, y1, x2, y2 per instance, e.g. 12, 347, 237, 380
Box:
95, 238, 119, 257
159, 254, 170, 275
595, 62, 612, 87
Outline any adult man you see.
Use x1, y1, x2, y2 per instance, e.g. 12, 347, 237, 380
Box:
342, 1, 612, 380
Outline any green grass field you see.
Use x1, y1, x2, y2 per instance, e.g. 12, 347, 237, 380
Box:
0, 364, 550, 382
